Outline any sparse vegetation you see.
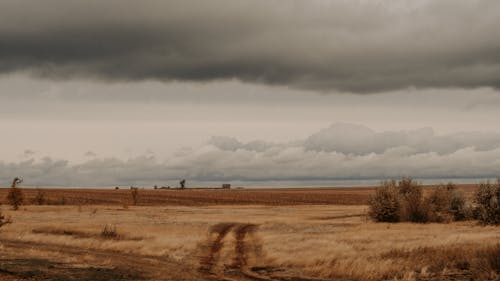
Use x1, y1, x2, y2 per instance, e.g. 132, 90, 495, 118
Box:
130, 187, 139, 205
478, 243, 500, 274
101, 224, 119, 239
380, 243, 500, 280
7, 177, 24, 210
425, 183, 470, 222
1, 187, 373, 205
0, 211, 12, 227
33, 189, 46, 205
369, 178, 470, 223
0, 203, 496, 281
474, 180, 500, 225
368, 180, 400, 222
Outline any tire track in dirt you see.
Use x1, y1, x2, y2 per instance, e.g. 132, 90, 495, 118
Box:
232, 224, 258, 268
199, 223, 336, 281
199, 222, 236, 274
199, 223, 270, 280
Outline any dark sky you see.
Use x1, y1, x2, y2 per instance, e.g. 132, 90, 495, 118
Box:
1, 0, 500, 92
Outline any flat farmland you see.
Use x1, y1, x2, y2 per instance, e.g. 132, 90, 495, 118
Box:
0, 185, 478, 206
0, 185, 497, 281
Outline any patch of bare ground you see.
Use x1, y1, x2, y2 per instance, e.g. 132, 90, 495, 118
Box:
0, 258, 142, 281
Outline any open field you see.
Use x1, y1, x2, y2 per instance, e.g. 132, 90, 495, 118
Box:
0, 186, 498, 281
0, 184, 479, 206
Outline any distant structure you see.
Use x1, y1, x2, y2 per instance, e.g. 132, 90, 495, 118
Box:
115, 186, 120, 190
222, 184, 231, 189
180, 179, 186, 189
11, 177, 23, 188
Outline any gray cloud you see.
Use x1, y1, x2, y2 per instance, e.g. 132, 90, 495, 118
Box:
1, 0, 500, 93
2, 123, 500, 187
305, 123, 500, 155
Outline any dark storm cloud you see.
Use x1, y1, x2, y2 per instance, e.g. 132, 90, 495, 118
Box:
1, 0, 500, 93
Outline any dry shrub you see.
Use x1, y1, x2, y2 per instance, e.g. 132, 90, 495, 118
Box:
425, 183, 470, 222
101, 224, 120, 239
381, 244, 500, 280
398, 177, 427, 223
33, 189, 46, 205
368, 180, 400, 222
0, 211, 12, 227
130, 187, 139, 205
477, 243, 500, 274
474, 180, 500, 225
369, 178, 469, 223
448, 187, 470, 221
7, 187, 24, 210
369, 177, 427, 223
58, 196, 67, 205
425, 186, 451, 223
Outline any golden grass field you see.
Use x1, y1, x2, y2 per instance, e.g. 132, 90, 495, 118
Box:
0, 185, 498, 281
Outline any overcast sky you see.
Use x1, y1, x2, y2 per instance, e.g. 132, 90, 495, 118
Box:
1, 0, 500, 187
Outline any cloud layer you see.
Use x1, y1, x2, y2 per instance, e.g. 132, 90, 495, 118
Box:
1, 0, 500, 92
2, 123, 500, 187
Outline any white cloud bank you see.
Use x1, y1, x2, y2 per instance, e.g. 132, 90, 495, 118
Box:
2, 123, 500, 187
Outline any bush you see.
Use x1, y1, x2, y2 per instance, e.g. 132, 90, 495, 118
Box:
101, 224, 119, 239
474, 180, 500, 225
448, 188, 469, 221
7, 187, 24, 210
368, 180, 401, 222
425, 186, 452, 223
369, 178, 470, 223
369, 177, 428, 223
397, 177, 428, 222
425, 183, 470, 222
33, 189, 46, 205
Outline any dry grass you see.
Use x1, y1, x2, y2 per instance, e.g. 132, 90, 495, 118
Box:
0, 202, 497, 280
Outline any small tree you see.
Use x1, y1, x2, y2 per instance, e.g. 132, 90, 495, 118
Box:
7, 177, 24, 210
474, 180, 500, 225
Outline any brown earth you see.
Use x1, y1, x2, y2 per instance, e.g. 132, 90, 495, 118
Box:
0, 184, 478, 206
